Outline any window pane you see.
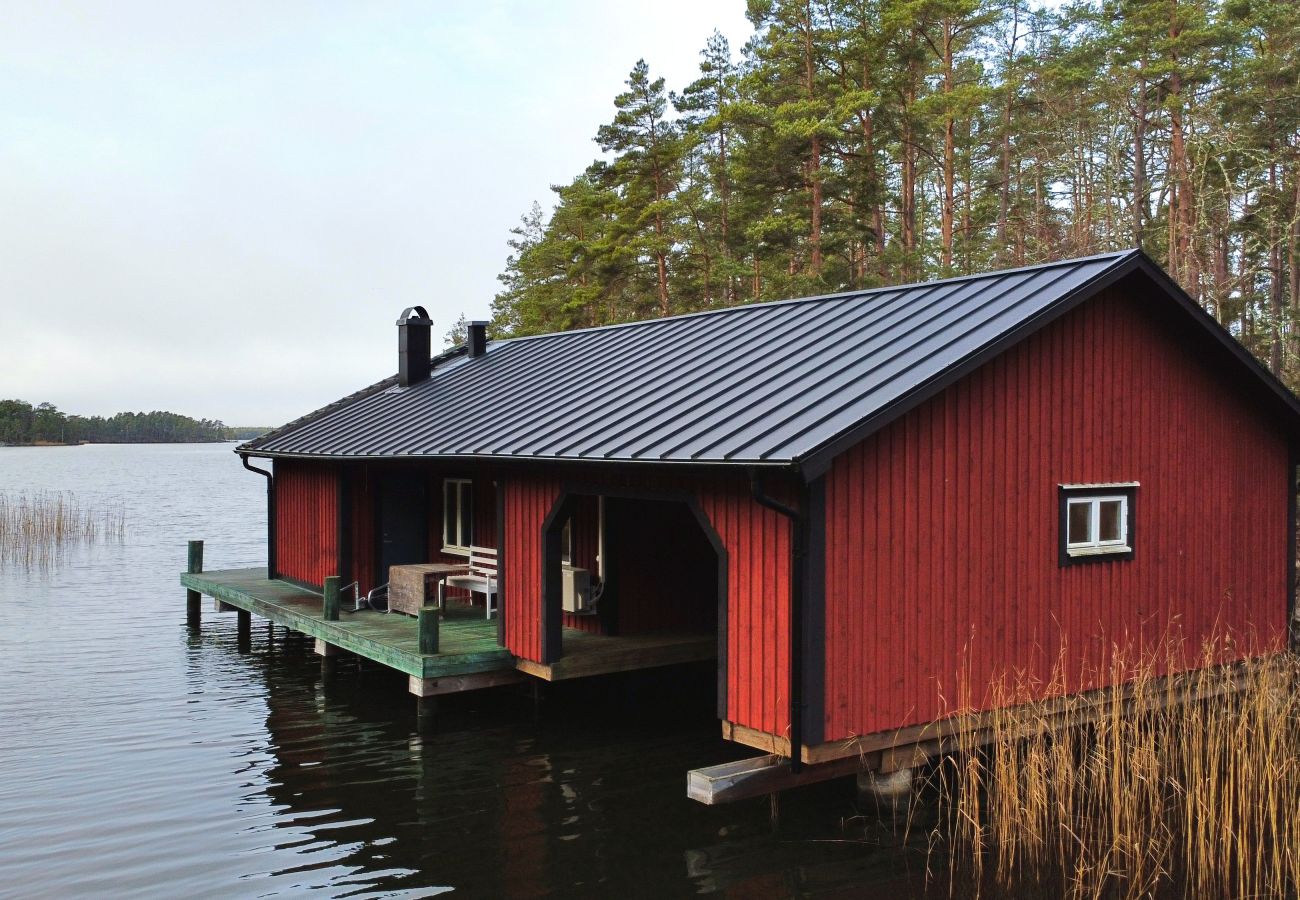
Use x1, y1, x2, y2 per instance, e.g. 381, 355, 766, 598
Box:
1067, 501, 1091, 545
444, 482, 456, 546
459, 483, 474, 547
1098, 499, 1123, 543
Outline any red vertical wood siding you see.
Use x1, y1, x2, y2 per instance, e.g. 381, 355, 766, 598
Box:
698, 482, 792, 737
502, 474, 563, 661
274, 460, 338, 590
823, 288, 1291, 742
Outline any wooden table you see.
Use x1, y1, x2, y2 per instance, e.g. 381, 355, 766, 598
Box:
388, 563, 466, 616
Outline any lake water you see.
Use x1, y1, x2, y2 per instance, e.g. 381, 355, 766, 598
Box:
0, 443, 929, 898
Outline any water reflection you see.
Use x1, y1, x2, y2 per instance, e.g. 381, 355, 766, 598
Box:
0, 444, 937, 898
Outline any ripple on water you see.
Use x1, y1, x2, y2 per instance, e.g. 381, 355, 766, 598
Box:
0, 443, 934, 898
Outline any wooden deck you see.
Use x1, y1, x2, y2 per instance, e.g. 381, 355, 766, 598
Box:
181, 567, 716, 686
518, 631, 716, 681
181, 567, 511, 680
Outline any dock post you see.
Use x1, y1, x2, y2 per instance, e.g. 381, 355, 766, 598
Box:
236, 609, 251, 650
418, 605, 439, 655
322, 575, 340, 622
186, 540, 204, 626
416, 695, 437, 732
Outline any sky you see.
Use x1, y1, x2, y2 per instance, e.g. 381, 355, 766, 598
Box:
0, 1, 755, 426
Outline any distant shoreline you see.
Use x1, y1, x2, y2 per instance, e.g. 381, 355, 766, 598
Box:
1, 439, 234, 448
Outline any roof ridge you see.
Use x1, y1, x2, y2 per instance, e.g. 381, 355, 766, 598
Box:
494, 249, 1139, 348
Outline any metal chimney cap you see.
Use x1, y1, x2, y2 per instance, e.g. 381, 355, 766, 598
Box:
396, 305, 433, 326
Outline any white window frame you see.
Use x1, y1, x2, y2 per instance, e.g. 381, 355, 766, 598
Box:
1059, 482, 1137, 563
1065, 495, 1129, 555
442, 478, 473, 555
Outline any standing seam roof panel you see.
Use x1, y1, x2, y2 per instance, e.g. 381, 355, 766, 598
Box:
243, 252, 1212, 465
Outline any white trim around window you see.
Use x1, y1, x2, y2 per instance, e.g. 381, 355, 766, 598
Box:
442, 478, 473, 555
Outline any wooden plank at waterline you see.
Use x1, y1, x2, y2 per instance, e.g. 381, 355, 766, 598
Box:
687, 754, 863, 805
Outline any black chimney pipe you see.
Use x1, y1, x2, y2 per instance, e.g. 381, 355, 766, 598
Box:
396, 306, 432, 386
467, 320, 489, 358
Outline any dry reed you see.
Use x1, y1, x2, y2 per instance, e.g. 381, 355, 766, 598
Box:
0, 489, 126, 568
912, 638, 1300, 899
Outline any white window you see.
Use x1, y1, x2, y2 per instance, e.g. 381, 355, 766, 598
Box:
443, 478, 473, 554
1060, 483, 1136, 563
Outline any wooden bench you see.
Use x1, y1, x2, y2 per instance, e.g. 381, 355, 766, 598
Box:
438, 545, 498, 619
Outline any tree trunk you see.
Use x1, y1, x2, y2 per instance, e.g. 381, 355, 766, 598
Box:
941, 21, 956, 271
1133, 72, 1147, 249
803, 8, 823, 276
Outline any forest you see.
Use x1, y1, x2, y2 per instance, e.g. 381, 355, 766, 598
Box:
491, 0, 1300, 383
0, 400, 253, 445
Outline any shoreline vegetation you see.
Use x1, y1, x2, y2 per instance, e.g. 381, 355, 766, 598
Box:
0, 489, 126, 569
905, 638, 1300, 899
0, 399, 266, 446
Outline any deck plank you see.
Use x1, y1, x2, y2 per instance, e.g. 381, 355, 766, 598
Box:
180, 567, 512, 678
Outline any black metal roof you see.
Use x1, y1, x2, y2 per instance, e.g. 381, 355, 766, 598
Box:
240, 249, 1300, 474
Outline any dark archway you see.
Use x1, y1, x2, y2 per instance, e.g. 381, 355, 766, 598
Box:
540, 485, 728, 717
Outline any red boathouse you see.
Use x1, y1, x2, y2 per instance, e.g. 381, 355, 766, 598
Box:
236, 250, 1300, 795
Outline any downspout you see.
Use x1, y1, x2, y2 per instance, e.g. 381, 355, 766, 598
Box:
242, 455, 276, 579
749, 469, 807, 774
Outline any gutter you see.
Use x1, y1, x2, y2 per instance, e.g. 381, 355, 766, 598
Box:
749, 468, 807, 774
242, 456, 276, 579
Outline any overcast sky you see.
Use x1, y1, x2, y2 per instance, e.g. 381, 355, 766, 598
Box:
0, 1, 754, 425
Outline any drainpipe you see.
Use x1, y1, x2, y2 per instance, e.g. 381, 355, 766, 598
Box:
242, 455, 276, 579
749, 469, 807, 774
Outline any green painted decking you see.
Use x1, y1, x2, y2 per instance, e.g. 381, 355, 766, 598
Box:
181, 567, 718, 683
180, 567, 511, 679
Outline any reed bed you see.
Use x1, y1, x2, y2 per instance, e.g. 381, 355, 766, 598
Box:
911, 640, 1300, 899
0, 489, 126, 568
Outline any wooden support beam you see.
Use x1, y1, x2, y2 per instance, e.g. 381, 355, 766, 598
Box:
408, 670, 524, 697
721, 663, 1257, 768
418, 605, 439, 655
687, 754, 864, 805
186, 539, 204, 624
314, 638, 341, 657
236, 608, 251, 635
322, 575, 340, 622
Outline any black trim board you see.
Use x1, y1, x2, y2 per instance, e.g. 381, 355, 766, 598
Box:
802, 475, 827, 747
539, 494, 576, 665
797, 251, 1300, 478
1057, 484, 1137, 567
1289, 445, 1298, 649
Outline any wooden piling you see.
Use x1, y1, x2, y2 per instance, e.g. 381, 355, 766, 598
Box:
186, 540, 204, 624
417, 694, 437, 731
322, 575, 340, 622
418, 605, 439, 655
